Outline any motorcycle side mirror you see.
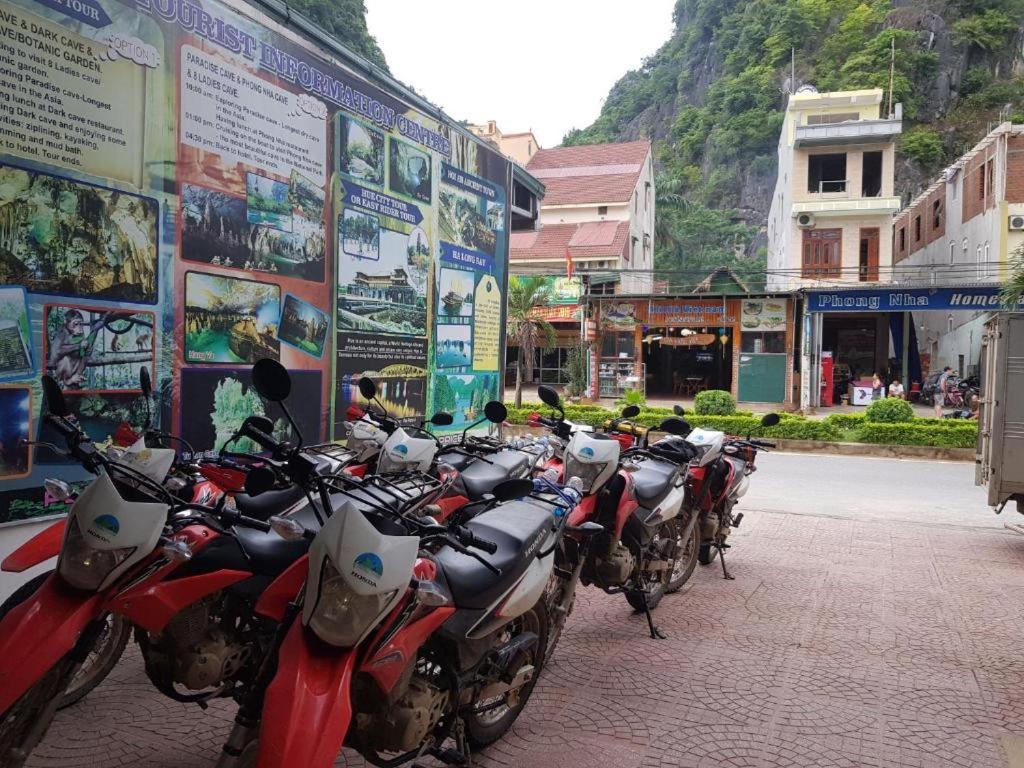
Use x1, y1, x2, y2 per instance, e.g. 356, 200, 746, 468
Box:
430, 412, 454, 426
243, 466, 277, 497
484, 401, 507, 424
41, 375, 70, 418
657, 417, 692, 436
761, 413, 781, 427
140, 367, 152, 397
673, 404, 685, 416
252, 359, 291, 402
358, 376, 377, 400
537, 385, 562, 410
621, 405, 640, 419
491, 478, 534, 502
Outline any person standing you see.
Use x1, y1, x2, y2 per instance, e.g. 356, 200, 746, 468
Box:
934, 366, 953, 417
872, 372, 884, 400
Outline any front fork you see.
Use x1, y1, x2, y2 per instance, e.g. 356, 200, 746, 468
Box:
215, 602, 302, 768
7, 617, 107, 768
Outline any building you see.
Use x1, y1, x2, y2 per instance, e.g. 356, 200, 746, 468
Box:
767, 87, 902, 291
351, 268, 415, 304
890, 122, 1024, 377
512, 140, 655, 294
466, 121, 541, 166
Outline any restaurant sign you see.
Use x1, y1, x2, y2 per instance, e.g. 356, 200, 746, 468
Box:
646, 302, 736, 326
807, 287, 1022, 312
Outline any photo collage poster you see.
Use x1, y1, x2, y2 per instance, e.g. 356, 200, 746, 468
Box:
0, 0, 511, 522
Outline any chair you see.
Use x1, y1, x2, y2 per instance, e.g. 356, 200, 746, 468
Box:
909, 381, 922, 403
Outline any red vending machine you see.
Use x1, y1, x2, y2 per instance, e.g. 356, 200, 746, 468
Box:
820, 351, 835, 407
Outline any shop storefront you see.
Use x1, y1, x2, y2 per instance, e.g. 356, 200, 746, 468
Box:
801, 285, 1012, 409
505, 277, 583, 387
589, 296, 796, 404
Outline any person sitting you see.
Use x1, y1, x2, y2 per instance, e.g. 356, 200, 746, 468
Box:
871, 372, 884, 400
888, 378, 905, 399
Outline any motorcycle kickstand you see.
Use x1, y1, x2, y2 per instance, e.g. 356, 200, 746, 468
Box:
641, 592, 666, 640
424, 718, 471, 767
716, 542, 735, 580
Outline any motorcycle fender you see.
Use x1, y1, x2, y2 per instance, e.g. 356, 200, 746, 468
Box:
432, 495, 468, 523
361, 604, 454, 694
254, 555, 308, 622
1, 519, 66, 572
258, 622, 357, 768
108, 568, 252, 634
566, 493, 596, 527
613, 472, 638, 539
0, 573, 103, 715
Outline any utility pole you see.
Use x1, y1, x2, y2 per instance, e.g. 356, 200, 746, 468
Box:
887, 36, 896, 117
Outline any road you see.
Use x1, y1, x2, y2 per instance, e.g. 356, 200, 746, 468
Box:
747, 451, 1001, 529
22, 453, 1024, 768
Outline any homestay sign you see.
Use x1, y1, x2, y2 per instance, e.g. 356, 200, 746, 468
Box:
807, 287, 1022, 312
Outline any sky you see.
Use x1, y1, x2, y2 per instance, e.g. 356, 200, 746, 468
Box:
365, 0, 677, 149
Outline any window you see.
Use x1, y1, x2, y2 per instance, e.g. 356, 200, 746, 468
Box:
597, 205, 608, 216
932, 199, 942, 229
962, 237, 969, 262
645, 182, 651, 211
633, 191, 638, 212
899, 227, 906, 251
630, 236, 638, 261
590, 281, 615, 296
601, 332, 634, 359
914, 216, 921, 243
949, 240, 956, 265
643, 233, 651, 261
948, 315, 955, 333
980, 165, 986, 200
527, 141, 532, 154
808, 153, 847, 193
802, 229, 842, 279
806, 112, 859, 125
977, 245, 983, 278
862, 151, 882, 197
987, 160, 995, 202
984, 242, 991, 277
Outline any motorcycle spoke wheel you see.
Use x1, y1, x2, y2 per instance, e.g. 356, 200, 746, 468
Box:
60, 614, 130, 709
667, 517, 700, 593
0, 657, 75, 766
464, 604, 548, 749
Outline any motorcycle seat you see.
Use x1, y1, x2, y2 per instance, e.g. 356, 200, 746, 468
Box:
457, 450, 532, 501
631, 459, 680, 509
232, 500, 324, 576
234, 485, 307, 521
434, 499, 552, 611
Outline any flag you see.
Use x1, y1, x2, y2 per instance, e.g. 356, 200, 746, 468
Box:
565, 246, 574, 278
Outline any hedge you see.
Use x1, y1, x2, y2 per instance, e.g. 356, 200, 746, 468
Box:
853, 423, 979, 449
507, 402, 974, 448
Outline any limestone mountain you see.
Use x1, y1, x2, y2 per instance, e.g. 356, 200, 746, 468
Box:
287, 0, 387, 70
565, 0, 1024, 289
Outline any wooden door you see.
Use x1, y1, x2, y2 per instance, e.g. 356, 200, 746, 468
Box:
859, 228, 879, 282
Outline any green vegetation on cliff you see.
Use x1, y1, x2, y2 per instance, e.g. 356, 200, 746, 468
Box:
565, 0, 1024, 289
287, 0, 388, 70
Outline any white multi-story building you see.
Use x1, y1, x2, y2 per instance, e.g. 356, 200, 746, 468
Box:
510, 140, 655, 294
891, 122, 1024, 376
768, 87, 902, 291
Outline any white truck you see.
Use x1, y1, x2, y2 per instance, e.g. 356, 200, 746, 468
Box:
976, 312, 1024, 513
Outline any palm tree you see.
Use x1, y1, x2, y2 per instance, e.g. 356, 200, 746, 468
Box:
507, 276, 556, 408
654, 172, 692, 253
1003, 243, 1024, 308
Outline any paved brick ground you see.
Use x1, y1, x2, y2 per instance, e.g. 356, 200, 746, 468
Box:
26, 507, 1024, 768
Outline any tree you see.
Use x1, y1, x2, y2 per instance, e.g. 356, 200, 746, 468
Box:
285, 0, 388, 70
506, 277, 556, 408
433, 374, 456, 415
1002, 243, 1024, 308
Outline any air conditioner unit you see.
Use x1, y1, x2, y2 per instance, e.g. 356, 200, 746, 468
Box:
1009, 214, 1024, 231
796, 213, 815, 229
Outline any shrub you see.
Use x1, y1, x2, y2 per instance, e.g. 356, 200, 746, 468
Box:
823, 412, 867, 430
960, 65, 993, 96
865, 398, 914, 423
900, 128, 944, 168
854, 423, 978, 449
694, 390, 737, 416
615, 388, 646, 409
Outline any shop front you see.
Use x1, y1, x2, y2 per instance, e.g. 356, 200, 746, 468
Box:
589, 296, 796, 404
800, 285, 1011, 410
505, 277, 583, 388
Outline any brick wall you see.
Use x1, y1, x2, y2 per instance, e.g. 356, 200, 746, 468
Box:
961, 149, 997, 224
1007, 136, 1024, 203
893, 184, 945, 263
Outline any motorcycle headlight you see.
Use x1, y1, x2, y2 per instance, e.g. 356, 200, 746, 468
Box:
58, 519, 136, 591
564, 458, 611, 493
308, 559, 398, 647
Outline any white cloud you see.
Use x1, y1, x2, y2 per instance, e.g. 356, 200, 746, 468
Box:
365, 0, 675, 148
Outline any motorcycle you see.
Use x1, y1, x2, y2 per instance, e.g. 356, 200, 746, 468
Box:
213, 365, 596, 768
676, 413, 779, 579
533, 385, 696, 639
0, 360, 457, 767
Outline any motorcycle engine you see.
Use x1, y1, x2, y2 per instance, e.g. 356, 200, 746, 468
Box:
355, 674, 450, 754
591, 542, 635, 586
142, 596, 251, 693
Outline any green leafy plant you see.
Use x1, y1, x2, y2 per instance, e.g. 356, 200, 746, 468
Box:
615, 387, 647, 409
952, 10, 1017, 51
506, 277, 556, 409
694, 389, 737, 416
900, 129, 945, 169
564, 342, 590, 399
854, 423, 978, 448
865, 397, 915, 423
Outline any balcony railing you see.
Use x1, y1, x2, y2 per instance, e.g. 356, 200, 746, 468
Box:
815, 179, 847, 194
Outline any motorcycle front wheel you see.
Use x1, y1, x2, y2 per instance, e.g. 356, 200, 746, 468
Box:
666, 516, 700, 593
0, 572, 130, 709
464, 602, 548, 749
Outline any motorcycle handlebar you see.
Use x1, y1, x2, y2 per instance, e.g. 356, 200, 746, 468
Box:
454, 524, 499, 555
750, 439, 776, 449
239, 420, 282, 455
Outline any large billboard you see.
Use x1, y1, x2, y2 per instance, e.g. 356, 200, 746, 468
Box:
0, 0, 510, 523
